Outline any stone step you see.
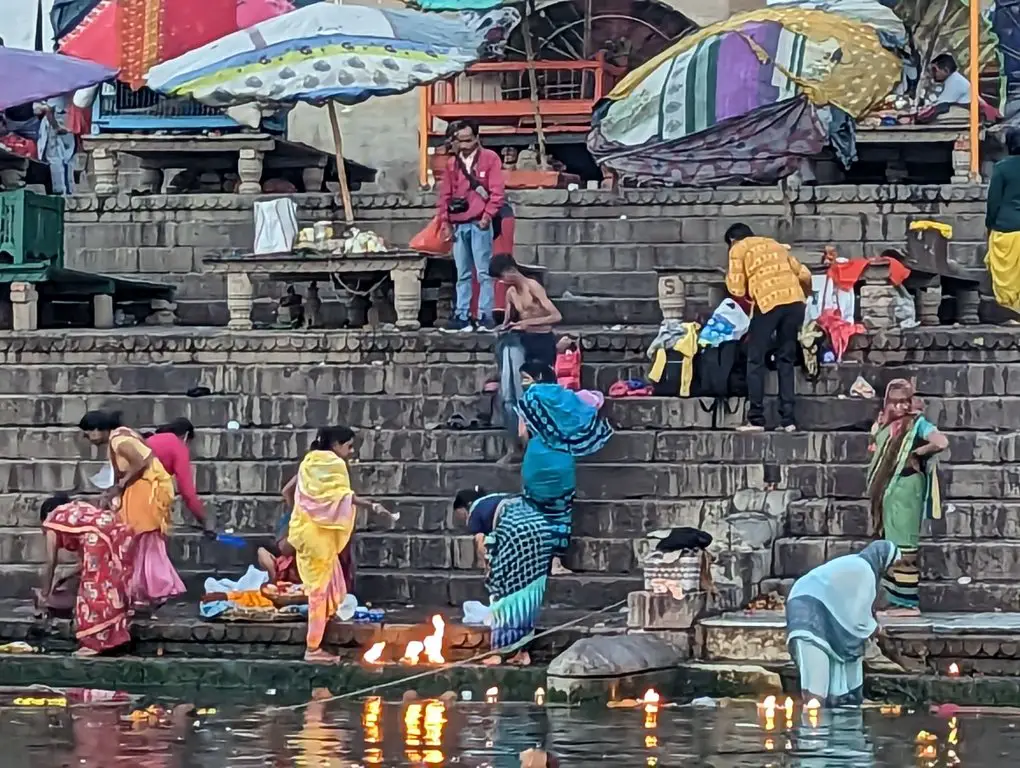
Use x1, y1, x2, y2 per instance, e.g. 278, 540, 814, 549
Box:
12, 426, 1015, 465
0, 493, 727, 537
5, 393, 1020, 433
544, 271, 658, 299
557, 297, 661, 326
527, 244, 667, 272
2, 361, 1019, 399
774, 535, 1020, 579
788, 498, 1020, 539
0, 563, 641, 608
4, 458, 1018, 499
0, 528, 641, 574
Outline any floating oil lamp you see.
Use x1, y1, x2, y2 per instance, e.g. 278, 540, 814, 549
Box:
948, 662, 960, 676
363, 641, 386, 665
401, 641, 425, 665
642, 689, 661, 711
485, 687, 499, 704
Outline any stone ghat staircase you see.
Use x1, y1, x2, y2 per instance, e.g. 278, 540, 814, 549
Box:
63, 184, 994, 328
0, 328, 1017, 615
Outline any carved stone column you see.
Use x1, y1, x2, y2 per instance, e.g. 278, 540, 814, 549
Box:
391, 265, 424, 330
916, 282, 942, 326
91, 147, 120, 196
656, 272, 686, 321
93, 294, 114, 329
226, 272, 254, 330
10, 282, 38, 331
137, 166, 164, 194
236, 148, 264, 194
951, 134, 972, 184
859, 263, 897, 331
956, 288, 981, 325
302, 164, 326, 193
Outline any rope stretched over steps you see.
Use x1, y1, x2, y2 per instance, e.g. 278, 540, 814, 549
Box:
268, 597, 628, 712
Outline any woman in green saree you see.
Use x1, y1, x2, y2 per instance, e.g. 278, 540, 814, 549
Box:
866, 379, 948, 614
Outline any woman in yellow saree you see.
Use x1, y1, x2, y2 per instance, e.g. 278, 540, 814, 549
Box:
289, 426, 389, 663
79, 410, 182, 609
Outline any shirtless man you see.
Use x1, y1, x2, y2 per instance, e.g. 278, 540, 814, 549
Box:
489, 255, 562, 464
489, 254, 562, 368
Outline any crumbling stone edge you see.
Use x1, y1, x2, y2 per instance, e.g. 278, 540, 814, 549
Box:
0, 656, 1014, 706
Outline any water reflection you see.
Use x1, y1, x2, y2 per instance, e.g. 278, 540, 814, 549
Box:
2, 695, 1019, 767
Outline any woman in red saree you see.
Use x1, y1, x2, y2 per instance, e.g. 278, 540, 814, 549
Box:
37, 494, 135, 656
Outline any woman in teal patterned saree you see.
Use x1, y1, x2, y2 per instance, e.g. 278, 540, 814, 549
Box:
866, 379, 948, 614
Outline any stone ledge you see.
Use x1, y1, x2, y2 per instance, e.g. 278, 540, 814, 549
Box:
0, 326, 1015, 359
64, 184, 988, 216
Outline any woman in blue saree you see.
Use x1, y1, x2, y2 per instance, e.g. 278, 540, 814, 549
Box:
517, 365, 613, 575
867, 379, 947, 613
786, 540, 899, 707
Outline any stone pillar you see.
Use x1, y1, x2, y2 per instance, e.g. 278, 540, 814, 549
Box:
391, 265, 423, 330
956, 288, 981, 325
226, 272, 254, 330
859, 264, 898, 331
137, 167, 164, 194
236, 149, 264, 194
91, 147, 120, 196
10, 282, 38, 331
916, 282, 942, 326
93, 294, 114, 329
656, 272, 686, 321
302, 164, 326, 193
951, 134, 972, 184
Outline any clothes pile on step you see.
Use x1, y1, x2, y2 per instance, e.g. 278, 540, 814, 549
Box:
199, 565, 309, 622
642, 527, 716, 599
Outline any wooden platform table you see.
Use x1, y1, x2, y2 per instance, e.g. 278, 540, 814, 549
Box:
204, 247, 428, 330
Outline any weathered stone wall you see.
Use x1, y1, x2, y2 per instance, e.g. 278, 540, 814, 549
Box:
61, 185, 992, 326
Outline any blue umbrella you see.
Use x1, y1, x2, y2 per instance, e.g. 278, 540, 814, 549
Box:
0, 47, 117, 111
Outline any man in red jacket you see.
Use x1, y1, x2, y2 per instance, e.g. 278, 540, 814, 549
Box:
438, 120, 506, 331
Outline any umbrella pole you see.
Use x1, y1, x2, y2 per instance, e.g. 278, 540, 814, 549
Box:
328, 101, 355, 225
521, 9, 548, 170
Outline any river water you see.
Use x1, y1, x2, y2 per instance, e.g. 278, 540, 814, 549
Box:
2, 694, 1015, 767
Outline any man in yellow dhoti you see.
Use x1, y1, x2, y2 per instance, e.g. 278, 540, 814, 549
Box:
288, 427, 390, 663
986, 130, 1020, 318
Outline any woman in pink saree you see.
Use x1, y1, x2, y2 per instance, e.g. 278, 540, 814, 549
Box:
36, 494, 135, 656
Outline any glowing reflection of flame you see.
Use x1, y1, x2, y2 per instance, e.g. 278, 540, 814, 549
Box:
363, 696, 383, 764
424, 615, 446, 664
645, 735, 658, 748
363, 641, 386, 664
401, 641, 425, 665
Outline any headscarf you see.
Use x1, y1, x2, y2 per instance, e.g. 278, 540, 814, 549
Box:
875, 378, 923, 430
786, 541, 899, 662
517, 383, 613, 457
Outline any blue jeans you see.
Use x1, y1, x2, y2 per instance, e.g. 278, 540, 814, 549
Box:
452, 221, 495, 322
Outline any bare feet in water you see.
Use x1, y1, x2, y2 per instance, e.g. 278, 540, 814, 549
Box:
74, 647, 99, 657
304, 649, 340, 664
507, 650, 531, 666
482, 654, 503, 666
550, 557, 572, 576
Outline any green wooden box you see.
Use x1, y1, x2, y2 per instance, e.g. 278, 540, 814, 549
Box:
0, 190, 64, 279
